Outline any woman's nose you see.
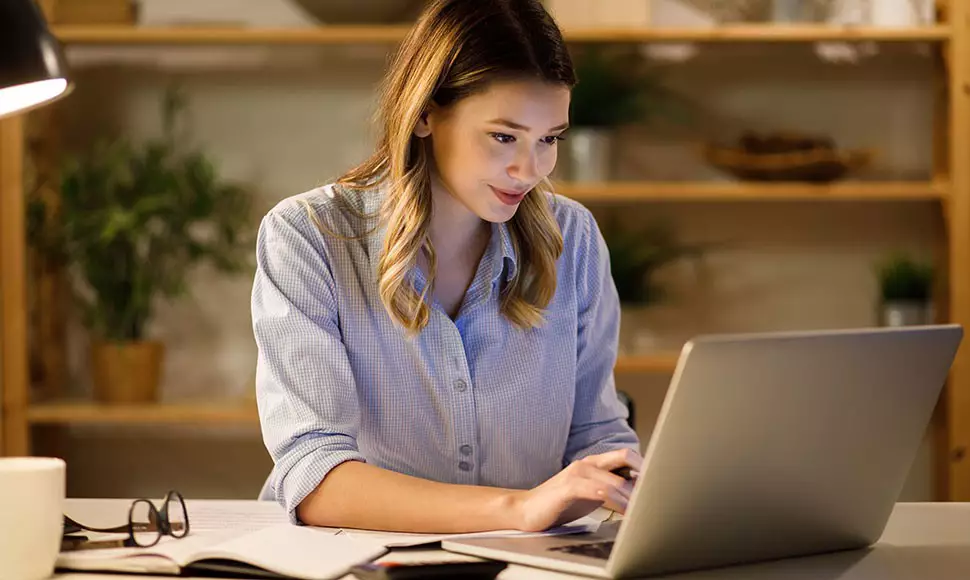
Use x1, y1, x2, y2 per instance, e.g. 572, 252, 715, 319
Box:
507, 147, 539, 183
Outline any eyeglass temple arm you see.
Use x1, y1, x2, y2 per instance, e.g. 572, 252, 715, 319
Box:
64, 515, 129, 534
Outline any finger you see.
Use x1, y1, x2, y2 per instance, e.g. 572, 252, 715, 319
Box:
580, 448, 643, 475
601, 489, 629, 514
620, 480, 634, 498
575, 462, 630, 494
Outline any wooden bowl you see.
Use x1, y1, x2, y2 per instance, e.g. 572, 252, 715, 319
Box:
703, 144, 874, 182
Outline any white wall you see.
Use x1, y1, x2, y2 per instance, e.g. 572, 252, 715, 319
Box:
40, 42, 944, 500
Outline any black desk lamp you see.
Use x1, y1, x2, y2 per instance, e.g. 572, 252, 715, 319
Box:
0, 0, 72, 119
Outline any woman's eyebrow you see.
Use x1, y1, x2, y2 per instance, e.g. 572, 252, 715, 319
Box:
487, 118, 570, 132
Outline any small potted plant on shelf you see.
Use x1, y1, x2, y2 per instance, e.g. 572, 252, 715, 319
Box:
28, 86, 255, 404
566, 47, 690, 183
603, 216, 708, 355
875, 252, 935, 327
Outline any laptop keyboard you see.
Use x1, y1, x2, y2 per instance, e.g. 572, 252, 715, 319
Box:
549, 540, 615, 560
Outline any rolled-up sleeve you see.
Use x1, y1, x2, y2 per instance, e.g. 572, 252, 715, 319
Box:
564, 209, 640, 465
251, 209, 366, 524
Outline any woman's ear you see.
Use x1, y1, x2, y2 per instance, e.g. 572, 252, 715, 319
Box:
413, 111, 432, 138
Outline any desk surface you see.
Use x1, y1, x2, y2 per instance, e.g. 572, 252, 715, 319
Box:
54, 501, 970, 580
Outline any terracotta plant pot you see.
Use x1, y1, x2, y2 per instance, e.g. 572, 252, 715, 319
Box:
91, 341, 164, 404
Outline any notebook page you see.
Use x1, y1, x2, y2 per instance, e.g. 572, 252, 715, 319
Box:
189, 524, 387, 580
183, 499, 290, 533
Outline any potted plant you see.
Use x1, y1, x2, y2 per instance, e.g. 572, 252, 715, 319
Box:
875, 252, 935, 327
603, 216, 707, 354
566, 47, 689, 182
28, 86, 255, 404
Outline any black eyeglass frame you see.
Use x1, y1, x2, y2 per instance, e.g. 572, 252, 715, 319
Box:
63, 490, 190, 548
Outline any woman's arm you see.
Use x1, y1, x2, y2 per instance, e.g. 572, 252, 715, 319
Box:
297, 461, 518, 532
298, 449, 640, 533
565, 209, 641, 462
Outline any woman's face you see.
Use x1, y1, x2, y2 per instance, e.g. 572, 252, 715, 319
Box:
416, 79, 571, 223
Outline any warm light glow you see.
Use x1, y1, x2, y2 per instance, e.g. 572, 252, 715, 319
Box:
0, 78, 68, 117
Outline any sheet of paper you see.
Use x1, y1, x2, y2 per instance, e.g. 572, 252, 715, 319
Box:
339, 514, 603, 548
190, 523, 387, 580
183, 499, 291, 533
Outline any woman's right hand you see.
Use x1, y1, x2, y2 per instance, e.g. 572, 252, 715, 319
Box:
511, 448, 642, 532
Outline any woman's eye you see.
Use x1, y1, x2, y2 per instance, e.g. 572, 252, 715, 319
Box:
541, 135, 565, 146
490, 132, 516, 144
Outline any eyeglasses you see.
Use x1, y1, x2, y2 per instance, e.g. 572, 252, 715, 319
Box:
63, 490, 190, 549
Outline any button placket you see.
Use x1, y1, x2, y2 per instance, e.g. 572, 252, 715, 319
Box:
447, 326, 477, 482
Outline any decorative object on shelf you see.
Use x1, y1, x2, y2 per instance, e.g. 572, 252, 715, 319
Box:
136, 0, 316, 27
703, 130, 873, 182
43, 0, 134, 24
769, 0, 830, 22
566, 48, 689, 182
545, 0, 650, 29
27, 86, 255, 404
290, 0, 424, 24
814, 0, 935, 63
642, 0, 714, 62
602, 216, 708, 355
875, 252, 934, 327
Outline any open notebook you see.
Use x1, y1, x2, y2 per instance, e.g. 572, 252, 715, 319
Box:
57, 524, 388, 580
58, 499, 606, 578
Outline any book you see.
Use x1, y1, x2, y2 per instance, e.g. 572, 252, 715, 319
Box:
56, 524, 388, 580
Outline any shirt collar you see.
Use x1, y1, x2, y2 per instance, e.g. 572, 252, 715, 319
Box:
490, 220, 518, 285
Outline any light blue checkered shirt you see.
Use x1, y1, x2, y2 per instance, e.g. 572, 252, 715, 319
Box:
252, 183, 639, 523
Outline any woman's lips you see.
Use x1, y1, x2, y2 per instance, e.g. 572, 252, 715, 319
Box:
490, 185, 528, 206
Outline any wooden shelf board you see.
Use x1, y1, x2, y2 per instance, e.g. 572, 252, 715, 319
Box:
562, 25, 951, 43
52, 25, 951, 46
615, 353, 680, 374
27, 401, 259, 425
554, 181, 949, 202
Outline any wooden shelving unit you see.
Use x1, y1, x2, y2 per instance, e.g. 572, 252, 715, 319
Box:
3, 12, 970, 501
614, 353, 681, 374
557, 181, 949, 203
50, 24, 951, 45
27, 401, 260, 425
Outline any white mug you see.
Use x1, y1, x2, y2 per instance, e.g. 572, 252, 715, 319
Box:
0, 458, 65, 580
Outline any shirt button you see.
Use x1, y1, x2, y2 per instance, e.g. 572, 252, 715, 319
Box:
458, 461, 471, 472
459, 445, 473, 456
455, 379, 468, 392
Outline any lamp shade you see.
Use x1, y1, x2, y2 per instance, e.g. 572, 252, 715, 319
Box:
0, 0, 72, 119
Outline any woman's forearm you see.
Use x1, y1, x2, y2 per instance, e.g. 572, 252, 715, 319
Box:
296, 460, 524, 532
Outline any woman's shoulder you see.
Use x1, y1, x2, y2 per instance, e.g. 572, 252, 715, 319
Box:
545, 189, 598, 248
259, 183, 379, 245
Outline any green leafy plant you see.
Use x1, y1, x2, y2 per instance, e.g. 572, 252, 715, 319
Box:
603, 217, 708, 306
28, 86, 255, 341
569, 47, 692, 128
876, 253, 934, 303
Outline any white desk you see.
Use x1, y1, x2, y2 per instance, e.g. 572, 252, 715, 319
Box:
54, 500, 970, 580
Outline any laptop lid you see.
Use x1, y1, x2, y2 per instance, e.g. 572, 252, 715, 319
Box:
608, 324, 962, 578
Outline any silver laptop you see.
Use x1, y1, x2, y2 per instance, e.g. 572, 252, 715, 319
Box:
442, 325, 963, 579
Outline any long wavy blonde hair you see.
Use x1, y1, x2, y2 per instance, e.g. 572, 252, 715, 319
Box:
328, 0, 574, 333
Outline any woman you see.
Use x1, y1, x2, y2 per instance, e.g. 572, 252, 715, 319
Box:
252, 0, 642, 533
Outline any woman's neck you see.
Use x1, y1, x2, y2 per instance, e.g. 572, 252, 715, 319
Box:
427, 175, 491, 264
